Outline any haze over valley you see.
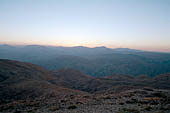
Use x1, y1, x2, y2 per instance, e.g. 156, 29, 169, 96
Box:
1, 44, 170, 77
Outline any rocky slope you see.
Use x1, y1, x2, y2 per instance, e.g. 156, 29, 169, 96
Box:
0, 59, 170, 113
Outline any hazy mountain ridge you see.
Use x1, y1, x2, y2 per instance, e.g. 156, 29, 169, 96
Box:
1, 44, 170, 77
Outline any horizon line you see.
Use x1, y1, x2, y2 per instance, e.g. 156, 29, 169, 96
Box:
0, 43, 170, 53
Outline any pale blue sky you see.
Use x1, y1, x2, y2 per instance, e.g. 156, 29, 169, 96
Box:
0, 0, 170, 51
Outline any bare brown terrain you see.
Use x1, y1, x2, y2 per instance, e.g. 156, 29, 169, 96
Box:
0, 59, 170, 113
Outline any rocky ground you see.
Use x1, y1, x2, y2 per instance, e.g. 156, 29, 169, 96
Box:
1, 88, 170, 113
1, 60, 170, 113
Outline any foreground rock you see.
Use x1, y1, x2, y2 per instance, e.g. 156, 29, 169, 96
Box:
1, 88, 170, 113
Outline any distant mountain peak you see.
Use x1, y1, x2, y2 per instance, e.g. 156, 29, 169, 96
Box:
72, 46, 89, 48
25, 44, 45, 47
93, 46, 110, 50
95, 46, 107, 48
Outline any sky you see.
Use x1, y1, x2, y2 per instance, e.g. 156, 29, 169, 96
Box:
0, 0, 170, 52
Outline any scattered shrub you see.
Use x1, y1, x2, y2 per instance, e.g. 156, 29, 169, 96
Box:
49, 105, 60, 111
121, 108, 140, 113
67, 105, 77, 109
145, 106, 152, 111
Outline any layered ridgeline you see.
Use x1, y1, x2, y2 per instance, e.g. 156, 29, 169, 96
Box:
0, 59, 170, 113
1, 44, 170, 77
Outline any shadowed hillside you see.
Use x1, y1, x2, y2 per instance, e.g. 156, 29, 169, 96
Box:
0, 60, 88, 105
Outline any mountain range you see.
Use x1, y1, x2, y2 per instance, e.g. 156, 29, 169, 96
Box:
1, 44, 170, 77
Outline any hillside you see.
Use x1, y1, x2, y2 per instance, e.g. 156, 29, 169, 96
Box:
0, 59, 170, 113
0, 60, 89, 111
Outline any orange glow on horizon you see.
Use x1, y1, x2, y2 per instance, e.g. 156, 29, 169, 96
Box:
0, 41, 170, 53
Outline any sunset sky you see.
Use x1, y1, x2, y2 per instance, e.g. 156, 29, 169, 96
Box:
0, 0, 170, 52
